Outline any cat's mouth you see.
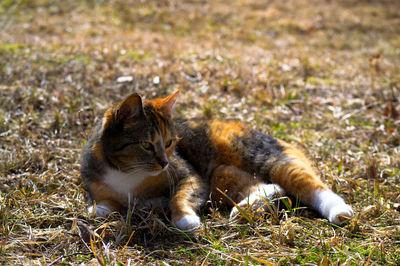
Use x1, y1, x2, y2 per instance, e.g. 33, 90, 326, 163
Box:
148, 165, 168, 176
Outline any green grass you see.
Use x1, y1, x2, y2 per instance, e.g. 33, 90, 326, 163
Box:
1, 0, 400, 264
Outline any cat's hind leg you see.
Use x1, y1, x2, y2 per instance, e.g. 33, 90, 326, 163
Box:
210, 165, 285, 219
271, 141, 354, 225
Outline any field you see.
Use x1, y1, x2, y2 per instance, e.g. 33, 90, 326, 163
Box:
0, 0, 399, 264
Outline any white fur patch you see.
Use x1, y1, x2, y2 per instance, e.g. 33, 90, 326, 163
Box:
174, 214, 201, 231
102, 167, 149, 196
230, 183, 285, 219
88, 204, 112, 217
312, 189, 354, 225
97, 167, 170, 214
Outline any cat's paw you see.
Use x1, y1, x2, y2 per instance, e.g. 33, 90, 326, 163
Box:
88, 204, 112, 217
230, 183, 285, 220
229, 198, 271, 220
328, 203, 354, 225
174, 214, 201, 231
313, 189, 354, 225
230, 203, 252, 220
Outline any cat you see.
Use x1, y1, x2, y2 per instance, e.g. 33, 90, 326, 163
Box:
80, 90, 354, 231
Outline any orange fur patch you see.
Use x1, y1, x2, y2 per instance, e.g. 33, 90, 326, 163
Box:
145, 90, 180, 115
271, 140, 327, 205
165, 140, 177, 158
210, 165, 260, 206
154, 112, 170, 141
91, 143, 103, 160
88, 181, 125, 212
209, 120, 247, 167
143, 99, 160, 109
101, 107, 114, 131
131, 172, 170, 198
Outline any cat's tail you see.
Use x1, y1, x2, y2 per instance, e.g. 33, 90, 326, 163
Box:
265, 140, 354, 225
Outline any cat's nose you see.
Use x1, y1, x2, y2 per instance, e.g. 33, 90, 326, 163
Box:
157, 157, 169, 169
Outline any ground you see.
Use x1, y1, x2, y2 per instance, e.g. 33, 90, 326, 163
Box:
0, 0, 399, 264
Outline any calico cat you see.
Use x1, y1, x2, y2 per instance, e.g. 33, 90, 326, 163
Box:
80, 90, 354, 231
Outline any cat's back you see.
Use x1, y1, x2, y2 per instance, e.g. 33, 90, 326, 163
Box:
174, 118, 216, 176
174, 118, 284, 177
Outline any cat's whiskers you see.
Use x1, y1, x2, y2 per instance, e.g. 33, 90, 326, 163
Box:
124, 166, 150, 175
126, 167, 149, 175
123, 162, 153, 173
166, 166, 177, 197
125, 161, 169, 177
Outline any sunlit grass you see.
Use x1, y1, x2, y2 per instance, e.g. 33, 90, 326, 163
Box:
0, 0, 399, 264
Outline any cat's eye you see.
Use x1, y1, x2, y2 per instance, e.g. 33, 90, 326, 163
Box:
141, 141, 153, 150
165, 139, 173, 148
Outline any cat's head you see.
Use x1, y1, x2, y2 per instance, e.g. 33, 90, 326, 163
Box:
99, 90, 180, 175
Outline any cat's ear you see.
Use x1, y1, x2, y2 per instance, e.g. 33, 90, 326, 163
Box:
160, 90, 180, 115
116, 93, 144, 121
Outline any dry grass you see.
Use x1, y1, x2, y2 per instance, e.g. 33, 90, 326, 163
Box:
0, 0, 399, 264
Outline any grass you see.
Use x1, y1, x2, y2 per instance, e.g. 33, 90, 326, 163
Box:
1, 0, 399, 264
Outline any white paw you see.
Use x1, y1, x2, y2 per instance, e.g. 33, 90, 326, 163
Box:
313, 189, 354, 225
174, 214, 201, 231
230, 183, 285, 219
88, 204, 112, 217
229, 205, 242, 219
328, 203, 354, 225
257, 183, 285, 198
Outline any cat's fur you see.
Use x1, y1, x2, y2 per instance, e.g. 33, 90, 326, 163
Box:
80, 91, 354, 231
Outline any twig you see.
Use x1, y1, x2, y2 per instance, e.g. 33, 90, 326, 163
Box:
49, 251, 92, 266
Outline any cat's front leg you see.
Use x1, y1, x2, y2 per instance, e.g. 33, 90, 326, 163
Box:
170, 173, 207, 231
87, 181, 125, 217
88, 199, 123, 217
230, 183, 285, 219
